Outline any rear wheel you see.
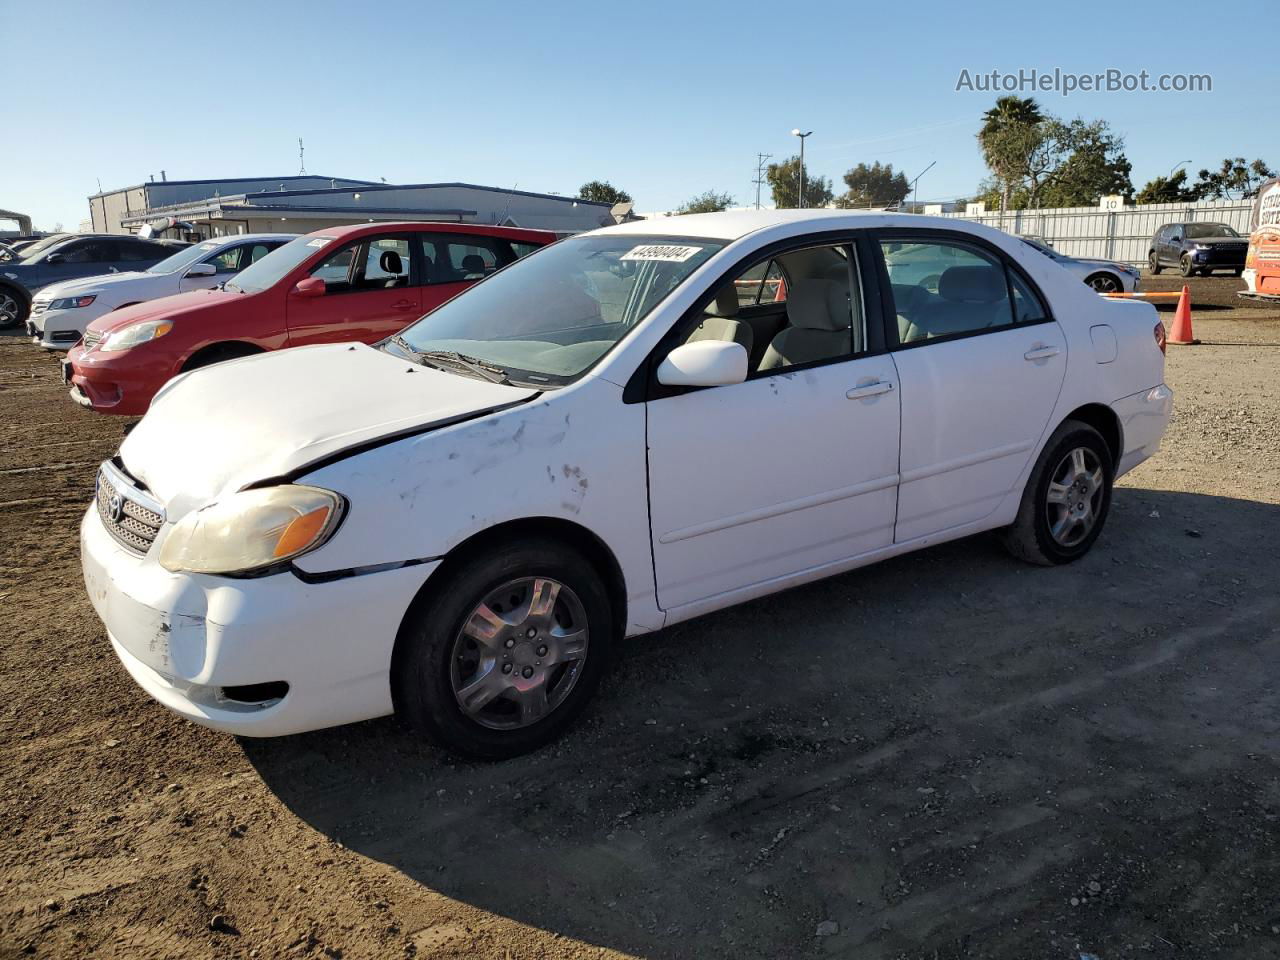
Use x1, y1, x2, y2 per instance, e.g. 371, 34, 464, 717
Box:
1148, 251, 1162, 275
0, 286, 26, 329
392, 538, 614, 758
1001, 420, 1113, 566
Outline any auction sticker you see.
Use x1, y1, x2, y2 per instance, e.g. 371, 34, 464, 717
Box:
620, 244, 703, 263
306, 237, 334, 248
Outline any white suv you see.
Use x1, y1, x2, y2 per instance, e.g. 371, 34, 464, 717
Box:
29, 234, 291, 349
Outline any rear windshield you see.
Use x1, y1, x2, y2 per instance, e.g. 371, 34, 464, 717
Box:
224, 235, 329, 293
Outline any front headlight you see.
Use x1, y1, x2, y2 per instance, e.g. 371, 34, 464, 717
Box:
50, 295, 97, 310
159, 485, 345, 575
99, 319, 173, 352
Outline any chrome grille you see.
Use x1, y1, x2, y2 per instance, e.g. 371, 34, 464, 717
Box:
83, 330, 103, 351
95, 462, 165, 555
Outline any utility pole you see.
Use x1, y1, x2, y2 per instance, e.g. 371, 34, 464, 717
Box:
753, 153, 772, 209
791, 130, 812, 208
908, 160, 937, 213
298, 138, 306, 176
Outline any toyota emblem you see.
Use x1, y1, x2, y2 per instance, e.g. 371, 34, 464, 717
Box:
108, 493, 124, 523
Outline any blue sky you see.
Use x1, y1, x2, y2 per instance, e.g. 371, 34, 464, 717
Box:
3, 0, 1270, 229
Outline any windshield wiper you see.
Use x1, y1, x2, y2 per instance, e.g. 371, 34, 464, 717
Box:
417, 350, 511, 385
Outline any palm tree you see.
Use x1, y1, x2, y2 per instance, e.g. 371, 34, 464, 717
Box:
978, 96, 1045, 213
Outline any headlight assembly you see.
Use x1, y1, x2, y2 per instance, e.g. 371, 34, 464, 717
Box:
159, 485, 345, 575
99, 319, 173, 352
50, 295, 97, 309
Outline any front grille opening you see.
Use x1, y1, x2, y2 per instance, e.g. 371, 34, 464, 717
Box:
219, 682, 289, 705
51, 331, 80, 343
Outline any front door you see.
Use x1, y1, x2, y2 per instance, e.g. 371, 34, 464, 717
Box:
646, 240, 901, 612
878, 235, 1067, 543
286, 234, 421, 346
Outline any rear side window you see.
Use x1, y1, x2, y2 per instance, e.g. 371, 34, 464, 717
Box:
420, 234, 509, 285
118, 240, 163, 262
881, 238, 1045, 345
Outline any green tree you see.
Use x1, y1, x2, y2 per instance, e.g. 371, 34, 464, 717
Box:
1033, 119, 1133, 207
977, 96, 1045, 213
577, 180, 632, 205
1134, 169, 1199, 204
766, 155, 833, 209
676, 190, 735, 214
834, 162, 910, 209
1192, 158, 1276, 200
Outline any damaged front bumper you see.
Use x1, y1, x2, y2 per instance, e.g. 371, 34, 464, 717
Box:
81, 504, 439, 737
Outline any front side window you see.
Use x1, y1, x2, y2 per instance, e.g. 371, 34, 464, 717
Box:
356, 237, 411, 290
391, 234, 725, 384
147, 241, 219, 275
205, 245, 244, 274
225, 235, 335, 294
882, 239, 1025, 344
58, 240, 116, 263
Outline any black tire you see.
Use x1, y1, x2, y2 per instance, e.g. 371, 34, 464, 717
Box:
0, 286, 27, 330
1086, 272, 1122, 293
182, 342, 262, 372
1148, 251, 1162, 275
1179, 255, 1195, 278
1001, 420, 1114, 566
392, 537, 614, 759
1234, 269, 1244, 277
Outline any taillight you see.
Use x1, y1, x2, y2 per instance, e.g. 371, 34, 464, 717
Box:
1154, 320, 1167, 355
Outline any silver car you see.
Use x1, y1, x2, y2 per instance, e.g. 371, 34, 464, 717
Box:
1021, 237, 1140, 294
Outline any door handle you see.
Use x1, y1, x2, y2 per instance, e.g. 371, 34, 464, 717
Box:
1024, 345, 1060, 361
392, 299, 416, 310
846, 380, 895, 400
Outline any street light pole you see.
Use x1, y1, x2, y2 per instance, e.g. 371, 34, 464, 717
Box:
1170, 160, 1192, 179
791, 129, 812, 208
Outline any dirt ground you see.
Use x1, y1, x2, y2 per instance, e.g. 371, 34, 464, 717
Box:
2, 283, 1279, 960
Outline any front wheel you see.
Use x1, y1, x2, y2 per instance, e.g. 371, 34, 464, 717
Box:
392, 538, 614, 758
1001, 420, 1114, 566
1086, 272, 1121, 293
0, 287, 26, 329
1179, 255, 1196, 278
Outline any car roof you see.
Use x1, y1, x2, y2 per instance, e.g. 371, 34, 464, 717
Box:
299, 221, 556, 243
585, 208, 990, 243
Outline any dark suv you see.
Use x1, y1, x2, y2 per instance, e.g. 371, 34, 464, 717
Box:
0, 234, 187, 329
1149, 222, 1247, 278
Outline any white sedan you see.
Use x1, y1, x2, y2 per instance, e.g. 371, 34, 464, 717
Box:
1020, 236, 1142, 294
29, 234, 291, 348
81, 210, 1172, 758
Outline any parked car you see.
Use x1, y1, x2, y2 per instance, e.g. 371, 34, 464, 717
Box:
81, 209, 1173, 757
0, 234, 187, 329
29, 234, 292, 349
1148, 222, 1247, 277
1019, 237, 1141, 293
64, 222, 554, 414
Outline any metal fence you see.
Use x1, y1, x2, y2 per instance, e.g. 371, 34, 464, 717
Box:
938, 198, 1253, 266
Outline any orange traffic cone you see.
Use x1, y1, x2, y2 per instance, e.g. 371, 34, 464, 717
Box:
1167, 284, 1199, 345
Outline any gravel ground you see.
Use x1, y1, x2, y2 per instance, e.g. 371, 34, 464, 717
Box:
1, 291, 1279, 959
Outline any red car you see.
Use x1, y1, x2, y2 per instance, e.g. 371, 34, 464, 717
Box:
65, 222, 555, 415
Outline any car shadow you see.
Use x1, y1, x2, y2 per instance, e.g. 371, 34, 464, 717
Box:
243, 487, 1280, 958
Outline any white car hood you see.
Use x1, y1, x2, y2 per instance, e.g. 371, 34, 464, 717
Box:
120, 342, 538, 516
37, 270, 152, 299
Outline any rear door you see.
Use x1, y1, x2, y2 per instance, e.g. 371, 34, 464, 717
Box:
877, 233, 1066, 543
285, 233, 421, 346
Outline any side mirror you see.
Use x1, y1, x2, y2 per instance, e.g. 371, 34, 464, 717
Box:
185, 262, 217, 278
292, 276, 326, 298
656, 340, 748, 388
45, 253, 65, 265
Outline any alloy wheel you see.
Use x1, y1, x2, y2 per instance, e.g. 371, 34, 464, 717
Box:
449, 577, 589, 730
1045, 446, 1105, 548
1089, 274, 1120, 293
0, 291, 19, 329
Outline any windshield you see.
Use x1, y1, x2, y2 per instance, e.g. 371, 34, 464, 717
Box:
17, 234, 72, 264
146, 240, 222, 275
224, 235, 326, 294
391, 234, 725, 384
1185, 223, 1240, 239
